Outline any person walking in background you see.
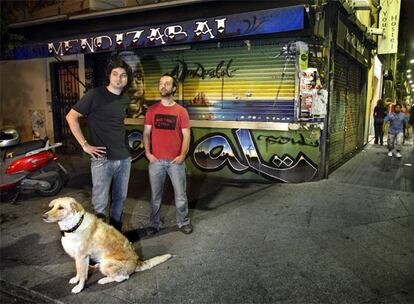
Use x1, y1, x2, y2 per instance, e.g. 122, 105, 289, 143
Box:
409, 104, 414, 144
143, 74, 192, 235
373, 99, 387, 145
384, 103, 409, 159
66, 56, 132, 232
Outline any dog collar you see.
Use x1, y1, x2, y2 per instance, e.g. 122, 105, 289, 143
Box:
61, 214, 85, 237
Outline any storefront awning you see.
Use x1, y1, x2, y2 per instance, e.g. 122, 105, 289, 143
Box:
13, 5, 305, 60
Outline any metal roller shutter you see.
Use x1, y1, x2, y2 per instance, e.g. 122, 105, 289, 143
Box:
344, 62, 361, 156
328, 51, 366, 172
88, 38, 298, 121
328, 52, 347, 170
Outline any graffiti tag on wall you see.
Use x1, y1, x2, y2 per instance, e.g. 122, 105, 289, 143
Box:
129, 128, 318, 182
128, 130, 145, 162
170, 59, 237, 82
192, 129, 318, 182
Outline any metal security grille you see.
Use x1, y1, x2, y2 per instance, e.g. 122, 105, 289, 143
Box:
328, 52, 347, 171
328, 52, 366, 172
344, 63, 362, 156
111, 38, 297, 122
50, 61, 81, 153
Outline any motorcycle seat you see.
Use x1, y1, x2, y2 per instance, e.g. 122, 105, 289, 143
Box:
5, 139, 47, 158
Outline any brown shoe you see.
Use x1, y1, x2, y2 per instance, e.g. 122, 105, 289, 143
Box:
180, 224, 193, 234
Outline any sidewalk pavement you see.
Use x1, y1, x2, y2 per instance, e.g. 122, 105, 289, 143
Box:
0, 141, 413, 304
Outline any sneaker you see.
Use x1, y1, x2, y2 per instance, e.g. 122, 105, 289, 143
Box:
395, 152, 402, 158
145, 227, 159, 236
388, 151, 393, 157
179, 223, 193, 234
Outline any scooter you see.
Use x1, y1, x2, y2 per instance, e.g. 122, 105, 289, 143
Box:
0, 128, 69, 202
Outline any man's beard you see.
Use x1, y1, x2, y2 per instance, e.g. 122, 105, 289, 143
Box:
160, 90, 174, 97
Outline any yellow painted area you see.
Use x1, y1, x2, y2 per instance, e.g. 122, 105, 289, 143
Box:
129, 39, 297, 103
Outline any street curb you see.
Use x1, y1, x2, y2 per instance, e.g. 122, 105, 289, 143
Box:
0, 279, 64, 304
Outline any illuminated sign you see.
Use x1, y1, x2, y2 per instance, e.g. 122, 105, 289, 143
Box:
13, 6, 304, 60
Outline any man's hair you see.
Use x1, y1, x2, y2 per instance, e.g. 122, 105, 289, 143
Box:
104, 56, 133, 91
160, 73, 178, 93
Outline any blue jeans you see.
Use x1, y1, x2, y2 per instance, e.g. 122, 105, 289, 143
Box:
148, 160, 190, 229
91, 157, 131, 223
387, 132, 404, 152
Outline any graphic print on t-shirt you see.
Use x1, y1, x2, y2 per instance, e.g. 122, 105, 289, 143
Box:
154, 114, 177, 130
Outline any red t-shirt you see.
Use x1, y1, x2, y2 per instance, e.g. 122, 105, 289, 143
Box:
144, 102, 190, 159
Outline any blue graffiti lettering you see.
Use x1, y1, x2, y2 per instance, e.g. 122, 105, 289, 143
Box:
193, 134, 248, 172
128, 130, 145, 162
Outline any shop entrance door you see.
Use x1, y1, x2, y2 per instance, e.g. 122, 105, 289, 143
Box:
50, 60, 81, 153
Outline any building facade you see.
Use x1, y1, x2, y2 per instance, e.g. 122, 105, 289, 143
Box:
1, 0, 382, 183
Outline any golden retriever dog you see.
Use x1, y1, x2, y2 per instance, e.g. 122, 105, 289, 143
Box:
42, 197, 172, 294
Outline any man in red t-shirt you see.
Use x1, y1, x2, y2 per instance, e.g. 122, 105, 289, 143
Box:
143, 75, 192, 234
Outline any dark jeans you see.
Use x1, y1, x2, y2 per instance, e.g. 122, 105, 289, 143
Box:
374, 121, 384, 144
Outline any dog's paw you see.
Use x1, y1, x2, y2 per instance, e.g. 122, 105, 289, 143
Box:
71, 284, 84, 294
98, 277, 115, 284
69, 276, 79, 284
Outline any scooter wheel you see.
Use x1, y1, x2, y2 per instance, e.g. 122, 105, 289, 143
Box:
35, 173, 65, 197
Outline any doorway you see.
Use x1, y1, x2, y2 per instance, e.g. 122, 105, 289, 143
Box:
50, 60, 81, 153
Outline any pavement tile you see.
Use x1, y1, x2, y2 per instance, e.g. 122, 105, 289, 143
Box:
343, 225, 414, 279
367, 220, 414, 253
241, 237, 377, 304
397, 192, 414, 215
37, 279, 134, 304
0, 263, 60, 290
390, 287, 414, 304
59, 292, 133, 304
328, 144, 414, 192
98, 269, 160, 304
362, 293, 412, 304
0, 280, 60, 304
310, 229, 414, 297
393, 215, 414, 230
256, 270, 332, 304
1, 233, 64, 267
155, 250, 272, 304
37, 260, 76, 279
0, 232, 20, 249
1, 142, 413, 303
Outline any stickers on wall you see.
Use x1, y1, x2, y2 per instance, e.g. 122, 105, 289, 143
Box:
299, 68, 328, 118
